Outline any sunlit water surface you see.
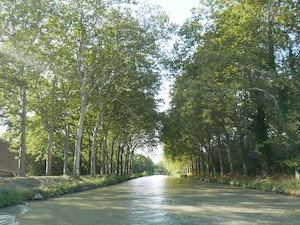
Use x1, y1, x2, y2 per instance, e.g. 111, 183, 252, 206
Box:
1, 175, 300, 224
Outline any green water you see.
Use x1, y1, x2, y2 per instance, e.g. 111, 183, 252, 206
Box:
1, 175, 300, 224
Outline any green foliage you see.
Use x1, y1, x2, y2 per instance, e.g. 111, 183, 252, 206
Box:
0, 189, 22, 207
284, 180, 300, 196
285, 156, 300, 168
161, 0, 300, 178
0, 0, 172, 177
133, 154, 155, 174
162, 155, 188, 176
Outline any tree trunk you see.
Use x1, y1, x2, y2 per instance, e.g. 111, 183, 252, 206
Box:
295, 168, 300, 181
124, 147, 129, 175
100, 125, 108, 175
238, 128, 248, 177
46, 131, 53, 176
252, 106, 271, 175
109, 137, 116, 174
45, 77, 57, 176
90, 113, 101, 176
224, 131, 235, 177
205, 144, 217, 175
73, 20, 89, 179
200, 149, 206, 175
197, 152, 201, 174
18, 86, 27, 177
73, 82, 88, 179
217, 136, 225, 176
116, 144, 121, 175
128, 150, 134, 175
120, 147, 124, 175
63, 123, 70, 176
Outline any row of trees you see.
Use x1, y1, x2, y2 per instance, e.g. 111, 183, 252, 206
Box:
162, 0, 299, 177
0, 0, 172, 177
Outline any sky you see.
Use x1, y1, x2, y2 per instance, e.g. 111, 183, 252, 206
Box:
0, 0, 200, 163
148, 0, 199, 24
0, 126, 4, 136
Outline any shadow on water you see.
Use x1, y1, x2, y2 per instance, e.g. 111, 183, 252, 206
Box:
1, 175, 300, 225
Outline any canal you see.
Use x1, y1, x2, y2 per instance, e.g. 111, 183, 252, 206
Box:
1, 175, 300, 224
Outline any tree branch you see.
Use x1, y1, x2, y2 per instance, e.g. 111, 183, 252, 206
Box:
248, 87, 278, 107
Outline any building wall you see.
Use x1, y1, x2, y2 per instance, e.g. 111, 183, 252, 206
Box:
0, 139, 18, 176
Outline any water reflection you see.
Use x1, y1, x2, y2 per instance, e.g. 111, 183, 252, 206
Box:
1, 175, 300, 224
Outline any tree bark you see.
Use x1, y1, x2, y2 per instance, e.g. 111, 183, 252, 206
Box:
109, 137, 116, 174
46, 131, 53, 176
100, 125, 108, 175
63, 122, 70, 176
217, 136, 225, 176
205, 144, 217, 175
295, 168, 300, 181
45, 78, 57, 176
73, 82, 88, 179
120, 147, 124, 175
124, 146, 129, 175
224, 131, 235, 177
18, 86, 27, 177
90, 113, 101, 176
238, 128, 248, 177
200, 149, 206, 175
197, 152, 201, 174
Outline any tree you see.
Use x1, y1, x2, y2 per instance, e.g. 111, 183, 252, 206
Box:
133, 154, 154, 174
0, 0, 52, 176
0, 0, 174, 178
162, 0, 300, 177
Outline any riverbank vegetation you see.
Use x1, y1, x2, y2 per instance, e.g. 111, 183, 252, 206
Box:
161, 0, 300, 188
0, 175, 141, 208
188, 175, 300, 197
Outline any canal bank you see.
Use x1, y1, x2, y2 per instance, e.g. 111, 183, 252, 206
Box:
0, 174, 143, 208
187, 175, 300, 197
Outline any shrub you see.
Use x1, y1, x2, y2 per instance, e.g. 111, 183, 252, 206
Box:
0, 188, 22, 207
283, 179, 300, 196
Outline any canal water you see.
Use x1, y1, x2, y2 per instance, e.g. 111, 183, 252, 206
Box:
1, 175, 300, 224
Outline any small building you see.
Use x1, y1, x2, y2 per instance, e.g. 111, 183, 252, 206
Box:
0, 139, 18, 177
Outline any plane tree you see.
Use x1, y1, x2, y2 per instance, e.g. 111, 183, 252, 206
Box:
162, 0, 300, 176
0, 0, 173, 177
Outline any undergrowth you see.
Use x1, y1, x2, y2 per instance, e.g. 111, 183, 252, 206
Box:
189, 175, 300, 197
0, 189, 22, 207
0, 174, 143, 208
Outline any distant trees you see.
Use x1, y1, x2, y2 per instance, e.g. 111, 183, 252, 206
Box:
162, 0, 300, 177
133, 154, 154, 174
0, 0, 172, 177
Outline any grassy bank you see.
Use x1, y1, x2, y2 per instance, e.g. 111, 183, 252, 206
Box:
187, 175, 300, 197
0, 174, 141, 208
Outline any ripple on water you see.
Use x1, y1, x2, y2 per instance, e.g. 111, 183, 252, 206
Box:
0, 214, 19, 225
